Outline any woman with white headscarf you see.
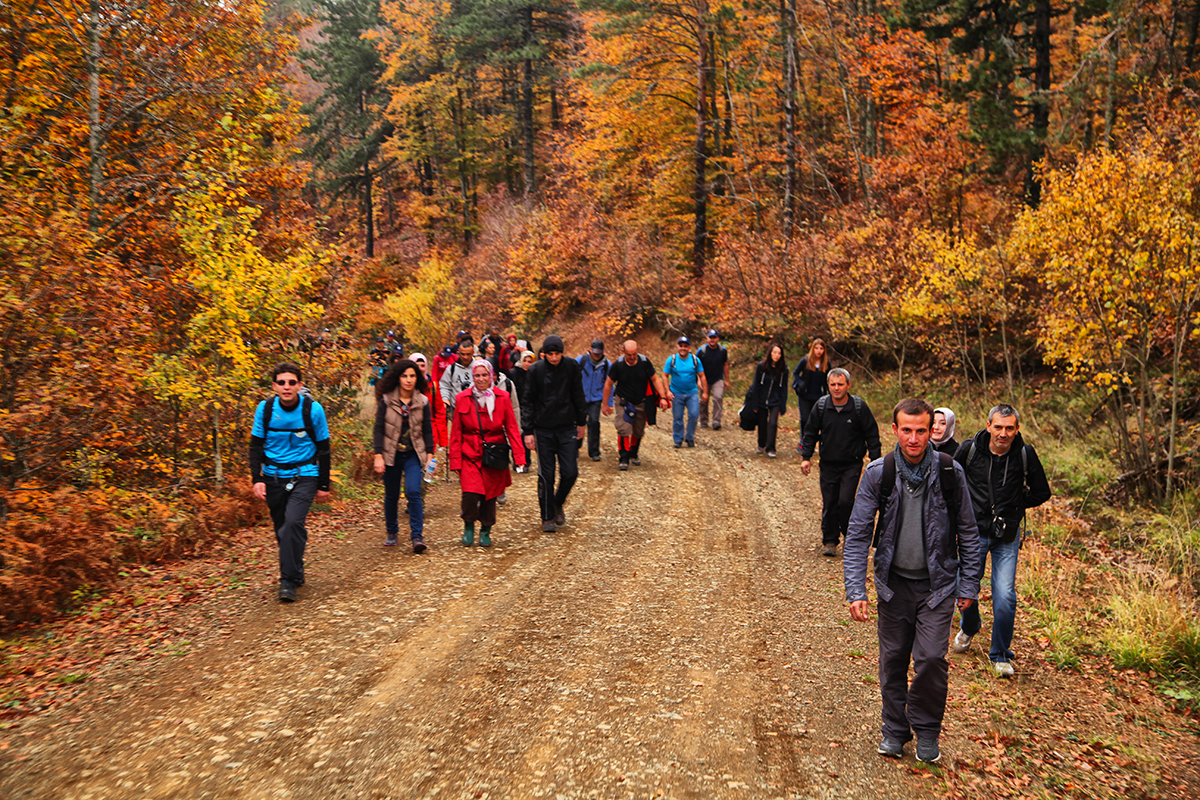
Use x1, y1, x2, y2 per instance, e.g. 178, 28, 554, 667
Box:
448, 359, 526, 547
932, 407, 959, 455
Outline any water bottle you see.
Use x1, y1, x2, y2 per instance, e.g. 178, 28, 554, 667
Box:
424, 455, 437, 483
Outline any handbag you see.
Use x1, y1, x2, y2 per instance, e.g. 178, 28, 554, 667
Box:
475, 403, 511, 470
738, 383, 758, 431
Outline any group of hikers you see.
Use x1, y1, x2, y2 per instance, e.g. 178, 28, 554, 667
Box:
250, 328, 1052, 766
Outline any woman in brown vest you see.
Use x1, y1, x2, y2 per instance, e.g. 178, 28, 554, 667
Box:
374, 358, 435, 553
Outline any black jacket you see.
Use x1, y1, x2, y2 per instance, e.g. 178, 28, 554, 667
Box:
799, 394, 881, 465
954, 430, 1052, 538
521, 357, 586, 434
752, 362, 789, 411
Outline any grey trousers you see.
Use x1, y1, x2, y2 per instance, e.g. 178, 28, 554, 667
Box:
699, 379, 725, 427
876, 573, 955, 742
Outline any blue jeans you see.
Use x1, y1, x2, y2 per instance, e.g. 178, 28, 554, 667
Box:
383, 449, 424, 538
959, 532, 1020, 662
672, 390, 699, 444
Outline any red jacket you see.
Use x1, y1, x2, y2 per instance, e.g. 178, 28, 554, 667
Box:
448, 388, 526, 498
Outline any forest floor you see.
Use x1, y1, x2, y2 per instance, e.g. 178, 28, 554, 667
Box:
1, 420, 1197, 799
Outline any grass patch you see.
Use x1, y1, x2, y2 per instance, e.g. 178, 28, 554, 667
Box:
1103, 578, 1200, 676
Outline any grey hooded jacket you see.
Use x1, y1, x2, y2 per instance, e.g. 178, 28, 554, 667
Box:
843, 447, 983, 608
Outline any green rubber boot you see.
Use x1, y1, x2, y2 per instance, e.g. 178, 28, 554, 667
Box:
479, 526, 492, 548
462, 521, 475, 546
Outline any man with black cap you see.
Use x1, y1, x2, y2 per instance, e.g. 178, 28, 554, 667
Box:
521, 334, 587, 532
698, 329, 730, 430
576, 339, 611, 461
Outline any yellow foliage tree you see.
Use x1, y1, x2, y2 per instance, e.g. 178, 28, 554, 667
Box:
382, 255, 465, 353
1011, 143, 1200, 498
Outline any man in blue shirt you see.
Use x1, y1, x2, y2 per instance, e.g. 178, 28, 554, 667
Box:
249, 363, 332, 603
662, 336, 708, 448
576, 339, 611, 462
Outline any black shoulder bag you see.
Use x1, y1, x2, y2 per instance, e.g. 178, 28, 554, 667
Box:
475, 402, 511, 471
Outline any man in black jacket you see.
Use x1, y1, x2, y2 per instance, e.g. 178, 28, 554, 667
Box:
950, 404, 1052, 678
521, 334, 587, 532
800, 368, 882, 557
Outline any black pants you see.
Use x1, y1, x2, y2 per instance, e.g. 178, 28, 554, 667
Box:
461, 493, 497, 527
796, 397, 816, 443
536, 427, 580, 521
756, 407, 781, 452
264, 476, 319, 588
877, 574, 955, 742
819, 462, 861, 545
584, 400, 603, 458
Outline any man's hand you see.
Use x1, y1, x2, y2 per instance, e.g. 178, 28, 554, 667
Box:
658, 397, 669, 410
701, 391, 708, 403
666, 390, 675, 402
956, 598, 976, 611
524, 435, 536, 450
576, 425, 586, 440
602, 405, 614, 416
253, 481, 267, 500
800, 460, 812, 476
373, 454, 385, 475
849, 600, 871, 622
315, 490, 331, 503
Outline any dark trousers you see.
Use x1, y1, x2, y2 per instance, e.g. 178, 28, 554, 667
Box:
264, 476, 318, 588
536, 427, 580, 521
819, 462, 861, 545
461, 493, 497, 527
382, 449, 424, 538
877, 574, 955, 742
756, 407, 781, 452
796, 397, 816, 443
583, 400, 603, 458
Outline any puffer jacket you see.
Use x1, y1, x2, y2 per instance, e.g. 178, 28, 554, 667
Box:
843, 449, 983, 609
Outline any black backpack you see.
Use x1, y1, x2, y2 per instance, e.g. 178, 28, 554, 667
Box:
873, 451, 962, 556
258, 395, 319, 469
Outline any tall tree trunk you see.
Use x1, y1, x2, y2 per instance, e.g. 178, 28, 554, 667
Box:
87, 0, 103, 231
1104, 33, 1118, 148
212, 408, 224, 485
781, 0, 799, 239
1025, 0, 1052, 206
709, 32, 724, 199
452, 85, 472, 252
363, 157, 374, 257
521, 7, 536, 198
692, 0, 710, 279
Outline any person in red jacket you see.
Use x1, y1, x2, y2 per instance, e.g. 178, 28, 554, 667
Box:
410, 353, 446, 450
448, 359, 526, 547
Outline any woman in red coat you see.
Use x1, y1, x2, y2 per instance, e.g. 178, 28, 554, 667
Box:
449, 359, 526, 547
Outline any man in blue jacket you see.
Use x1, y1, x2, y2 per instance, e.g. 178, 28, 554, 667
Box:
843, 398, 981, 764
576, 339, 611, 462
250, 363, 332, 603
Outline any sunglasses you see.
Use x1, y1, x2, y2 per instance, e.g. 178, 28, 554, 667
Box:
274, 379, 299, 386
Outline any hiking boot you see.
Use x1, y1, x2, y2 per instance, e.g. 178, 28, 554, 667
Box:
479, 528, 492, 548
384, 532, 399, 547
767, 450, 777, 458
618, 461, 629, 471
712, 423, 721, 431
992, 661, 1015, 678
279, 583, 297, 603
700, 422, 709, 428
497, 492, 507, 506
877, 737, 904, 759
630, 456, 641, 466
462, 522, 475, 546
822, 543, 838, 557
951, 630, 973, 654
542, 520, 558, 532
686, 440, 695, 447
756, 446, 765, 454
674, 441, 682, 448
591, 455, 601, 462
554, 508, 566, 526
915, 737, 941, 763
411, 536, 427, 554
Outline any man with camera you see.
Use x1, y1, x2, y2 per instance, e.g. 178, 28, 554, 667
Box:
951, 404, 1052, 678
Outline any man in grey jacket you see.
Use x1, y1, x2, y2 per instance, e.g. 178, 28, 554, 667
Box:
843, 398, 982, 764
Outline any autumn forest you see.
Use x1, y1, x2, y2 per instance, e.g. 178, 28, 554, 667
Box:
2, 0, 1200, 694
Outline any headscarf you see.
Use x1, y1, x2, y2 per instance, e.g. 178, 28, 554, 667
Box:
470, 358, 496, 417
932, 407, 957, 445
409, 352, 427, 373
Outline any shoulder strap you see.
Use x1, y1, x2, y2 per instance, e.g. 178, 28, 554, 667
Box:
301, 396, 316, 442
873, 452, 896, 548
965, 439, 978, 466
852, 395, 863, 422
260, 397, 274, 433
937, 451, 961, 558
1021, 444, 1029, 486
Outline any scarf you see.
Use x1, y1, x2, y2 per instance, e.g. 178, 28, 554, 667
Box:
894, 443, 934, 490
470, 358, 496, 417
932, 407, 957, 445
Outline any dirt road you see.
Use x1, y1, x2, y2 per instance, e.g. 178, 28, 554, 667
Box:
1, 424, 939, 799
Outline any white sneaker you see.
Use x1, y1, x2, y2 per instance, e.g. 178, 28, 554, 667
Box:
951, 630, 973, 654
992, 661, 1015, 678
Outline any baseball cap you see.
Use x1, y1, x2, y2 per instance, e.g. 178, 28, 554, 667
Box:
707, 329, 719, 338
591, 339, 605, 353
677, 336, 690, 345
